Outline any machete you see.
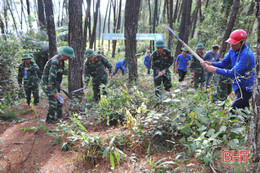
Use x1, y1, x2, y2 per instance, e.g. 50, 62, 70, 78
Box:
162, 24, 204, 63
72, 87, 86, 93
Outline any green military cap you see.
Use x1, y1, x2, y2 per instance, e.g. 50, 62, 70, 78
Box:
154, 39, 167, 48
59, 46, 75, 58
22, 54, 33, 60
84, 49, 96, 58
196, 43, 205, 50
97, 50, 101, 54
181, 47, 188, 52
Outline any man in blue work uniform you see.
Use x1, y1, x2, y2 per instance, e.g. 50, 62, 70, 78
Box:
204, 45, 220, 88
202, 29, 256, 120
113, 59, 127, 76
144, 50, 151, 74
175, 47, 191, 82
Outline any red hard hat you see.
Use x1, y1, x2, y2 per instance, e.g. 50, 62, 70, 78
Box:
226, 29, 247, 45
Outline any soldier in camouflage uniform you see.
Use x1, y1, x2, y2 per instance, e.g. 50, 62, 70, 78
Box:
211, 68, 233, 102
151, 39, 173, 96
41, 46, 75, 124
190, 43, 205, 89
18, 54, 40, 106
84, 49, 113, 101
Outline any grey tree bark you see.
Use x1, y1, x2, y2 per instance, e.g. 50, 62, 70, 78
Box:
174, 0, 192, 58
37, 0, 46, 29
125, 0, 141, 82
219, 0, 240, 58
90, 0, 100, 49
253, 1, 260, 170
68, 0, 84, 94
44, 0, 57, 58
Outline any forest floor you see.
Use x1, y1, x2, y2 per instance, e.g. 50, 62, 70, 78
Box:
0, 88, 213, 173
0, 71, 255, 172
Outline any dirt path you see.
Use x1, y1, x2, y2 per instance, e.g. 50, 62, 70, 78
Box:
0, 100, 76, 173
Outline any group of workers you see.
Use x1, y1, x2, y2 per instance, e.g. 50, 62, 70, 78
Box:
18, 29, 256, 124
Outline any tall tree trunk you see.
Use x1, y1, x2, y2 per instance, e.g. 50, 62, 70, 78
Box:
112, 0, 122, 58
90, 0, 100, 49
167, 0, 173, 50
177, 0, 183, 23
173, 0, 179, 23
152, 0, 158, 51
26, 0, 32, 29
6, 0, 18, 33
86, 0, 91, 43
253, 1, 260, 169
4, 0, 8, 33
68, 0, 84, 93
108, 0, 112, 51
83, 5, 89, 51
175, 0, 192, 58
125, 0, 141, 82
44, 0, 57, 58
0, 15, 6, 40
163, 0, 168, 20
20, 0, 23, 30
57, 0, 61, 27
102, 0, 110, 46
37, 0, 46, 29
61, 0, 67, 26
148, 0, 152, 51
98, 9, 101, 48
112, 0, 117, 58
219, 0, 240, 58
246, 1, 255, 34
205, 0, 209, 8
191, 0, 199, 38
198, 0, 203, 22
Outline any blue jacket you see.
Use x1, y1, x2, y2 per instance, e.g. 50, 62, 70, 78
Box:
204, 51, 220, 62
176, 54, 191, 72
212, 43, 255, 92
144, 55, 151, 67
115, 59, 127, 70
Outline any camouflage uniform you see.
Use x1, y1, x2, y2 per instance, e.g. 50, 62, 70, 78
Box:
18, 61, 40, 105
211, 74, 233, 102
41, 55, 64, 123
151, 48, 173, 96
84, 55, 112, 101
190, 52, 205, 89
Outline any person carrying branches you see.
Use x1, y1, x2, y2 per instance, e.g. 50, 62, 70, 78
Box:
18, 54, 40, 106
202, 29, 256, 120
151, 39, 173, 97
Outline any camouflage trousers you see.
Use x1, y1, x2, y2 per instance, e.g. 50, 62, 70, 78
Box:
24, 84, 39, 106
212, 83, 232, 102
193, 70, 205, 89
154, 72, 172, 96
93, 76, 108, 101
46, 95, 63, 123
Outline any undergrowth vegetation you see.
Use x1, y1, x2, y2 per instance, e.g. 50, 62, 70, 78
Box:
50, 70, 254, 172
